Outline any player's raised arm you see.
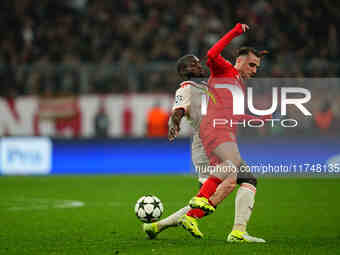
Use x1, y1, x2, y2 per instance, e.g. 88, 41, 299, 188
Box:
207, 23, 249, 60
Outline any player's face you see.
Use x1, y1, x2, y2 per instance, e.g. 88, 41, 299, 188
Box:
187, 57, 208, 77
237, 53, 261, 80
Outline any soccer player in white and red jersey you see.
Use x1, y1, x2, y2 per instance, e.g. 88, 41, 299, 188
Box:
143, 49, 268, 241
179, 23, 269, 242
143, 55, 214, 239
143, 54, 239, 239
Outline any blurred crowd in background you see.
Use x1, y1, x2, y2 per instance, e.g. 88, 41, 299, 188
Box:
0, 0, 339, 136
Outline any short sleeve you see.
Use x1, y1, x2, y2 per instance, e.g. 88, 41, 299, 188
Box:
172, 85, 191, 113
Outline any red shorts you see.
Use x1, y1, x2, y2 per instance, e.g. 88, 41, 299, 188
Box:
199, 116, 237, 166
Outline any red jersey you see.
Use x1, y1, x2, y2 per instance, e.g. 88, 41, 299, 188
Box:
199, 24, 271, 165
203, 23, 245, 132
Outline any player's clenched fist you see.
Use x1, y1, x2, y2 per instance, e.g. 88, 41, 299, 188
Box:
233, 23, 250, 35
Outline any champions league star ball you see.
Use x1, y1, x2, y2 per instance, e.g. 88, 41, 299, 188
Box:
135, 195, 164, 223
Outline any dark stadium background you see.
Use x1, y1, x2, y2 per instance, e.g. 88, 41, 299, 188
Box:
0, 1, 339, 254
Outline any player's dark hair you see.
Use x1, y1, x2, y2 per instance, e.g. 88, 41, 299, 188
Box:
236, 47, 269, 58
176, 54, 197, 80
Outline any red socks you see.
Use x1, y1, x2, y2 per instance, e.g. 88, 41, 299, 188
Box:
186, 176, 222, 219
187, 208, 205, 218
197, 176, 222, 198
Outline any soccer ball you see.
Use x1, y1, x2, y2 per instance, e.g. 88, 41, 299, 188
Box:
134, 195, 163, 223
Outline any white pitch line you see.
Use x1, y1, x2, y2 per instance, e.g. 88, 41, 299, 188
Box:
6, 199, 85, 211
54, 200, 85, 208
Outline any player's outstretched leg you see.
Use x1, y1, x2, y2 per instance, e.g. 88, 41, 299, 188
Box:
143, 206, 191, 239
189, 164, 237, 214
181, 176, 236, 238
178, 215, 203, 238
188, 170, 237, 218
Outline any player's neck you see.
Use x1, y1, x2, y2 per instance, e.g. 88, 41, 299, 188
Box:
234, 65, 247, 81
185, 77, 204, 83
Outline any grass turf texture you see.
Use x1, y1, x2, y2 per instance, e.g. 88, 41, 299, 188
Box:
0, 175, 339, 255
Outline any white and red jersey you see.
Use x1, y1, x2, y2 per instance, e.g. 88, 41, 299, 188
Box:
171, 80, 210, 167
172, 80, 208, 131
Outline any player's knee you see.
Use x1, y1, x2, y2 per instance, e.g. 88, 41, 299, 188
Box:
227, 177, 237, 192
234, 156, 242, 168
230, 177, 237, 186
213, 160, 238, 180
221, 178, 236, 194
237, 167, 257, 187
244, 175, 257, 187
230, 182, 236, 192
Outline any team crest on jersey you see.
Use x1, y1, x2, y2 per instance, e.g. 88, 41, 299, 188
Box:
175, 95, 183, 105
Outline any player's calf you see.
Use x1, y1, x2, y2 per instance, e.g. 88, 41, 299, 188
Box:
209, 177, 237, 206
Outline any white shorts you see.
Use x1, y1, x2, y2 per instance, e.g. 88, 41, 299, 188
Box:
191, 132, 210, 184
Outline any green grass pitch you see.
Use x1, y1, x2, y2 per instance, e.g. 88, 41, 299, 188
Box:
0, 175, 339, 255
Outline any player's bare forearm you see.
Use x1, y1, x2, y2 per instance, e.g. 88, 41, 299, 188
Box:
207, 23, 249, 59
168, 108, 185, 141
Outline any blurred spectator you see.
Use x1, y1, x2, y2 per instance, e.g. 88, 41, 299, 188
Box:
94, 98, 110, 137
0, 0, 339, 96
146, 102, 169, 137
0, 0, 339, 138
314, 101, 334, 133
122, 96, 133, 137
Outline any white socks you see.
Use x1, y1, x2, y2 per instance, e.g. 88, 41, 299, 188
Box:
157, 206, 191, 231
233, 183, 256, 231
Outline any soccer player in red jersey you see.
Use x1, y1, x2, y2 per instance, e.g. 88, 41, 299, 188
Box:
143, 54, 266, 241
179, 23, 269, 242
